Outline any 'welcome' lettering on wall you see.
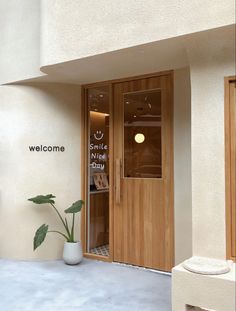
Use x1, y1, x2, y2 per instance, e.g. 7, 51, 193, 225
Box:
29, 145, 65, 152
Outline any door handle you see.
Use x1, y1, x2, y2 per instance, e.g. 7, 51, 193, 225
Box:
115, 158, 121, 204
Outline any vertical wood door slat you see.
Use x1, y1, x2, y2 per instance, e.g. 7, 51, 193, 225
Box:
225, 77, 236, 262
230, 82, 236, 257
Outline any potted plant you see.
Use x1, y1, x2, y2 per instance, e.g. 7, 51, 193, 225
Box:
28, 194, 84, 265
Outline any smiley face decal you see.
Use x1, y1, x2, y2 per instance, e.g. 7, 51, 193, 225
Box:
94, 130, 104, 140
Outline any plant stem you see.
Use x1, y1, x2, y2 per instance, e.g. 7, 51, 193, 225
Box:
48, 230, 69, 240
50, 203, 71, 239
64, 217, 71, 240
70, 213, 75, 242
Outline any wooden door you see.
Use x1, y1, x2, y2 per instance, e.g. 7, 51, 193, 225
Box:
225, 77, 236, 262
113, 73, 174, 271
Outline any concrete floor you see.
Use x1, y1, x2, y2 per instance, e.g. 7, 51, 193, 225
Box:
0, 258, 171, 311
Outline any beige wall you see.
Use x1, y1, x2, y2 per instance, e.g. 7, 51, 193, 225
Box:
40, 0, 235, 67
185, 26, 235, 259
1, 1, 234, 85
0, 83, 81, 260
172, 25, 235, 311
0, 0, 42, 84
172, 264, 236, 311
174, 67, 192, 264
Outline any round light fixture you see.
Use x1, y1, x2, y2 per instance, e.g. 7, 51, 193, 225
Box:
134, 133, 145, 144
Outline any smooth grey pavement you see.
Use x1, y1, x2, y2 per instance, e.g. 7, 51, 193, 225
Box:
0, 258, 171, 311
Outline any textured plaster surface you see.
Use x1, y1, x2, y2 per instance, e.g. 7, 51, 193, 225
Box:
0, 1, 235, 84
185, 26, 235, 259
171, 27, 235, 311
0, 83, 82, 260
172, 264, 236, 311
40, 0, 235, 66
0, 258, 171, 311
0, 0, 43, 84
174, 67, 192, 264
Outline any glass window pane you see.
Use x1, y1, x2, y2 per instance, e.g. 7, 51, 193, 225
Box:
124, 89, 162, 178
87, 86, 109, 256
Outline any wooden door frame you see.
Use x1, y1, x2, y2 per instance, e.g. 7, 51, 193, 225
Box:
225, 75, 236, 262
81, 70, 174, 266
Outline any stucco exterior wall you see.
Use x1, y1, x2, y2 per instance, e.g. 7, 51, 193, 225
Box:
0, 0, 42, 84
0, 84, 81, 260
0, 1, 234, 84
40, 0, 235, 67
174, 67, 192, 264
185, 26, 235, 259
172, 264, 236, 311
171, 26, 235, 311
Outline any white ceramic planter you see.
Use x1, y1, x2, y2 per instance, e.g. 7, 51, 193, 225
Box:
63, 241, 83, 265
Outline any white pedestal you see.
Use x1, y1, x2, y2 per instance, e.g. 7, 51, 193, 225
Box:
172, 260, 235, 311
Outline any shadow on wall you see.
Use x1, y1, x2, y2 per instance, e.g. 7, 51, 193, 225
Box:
174, 67, 192, 265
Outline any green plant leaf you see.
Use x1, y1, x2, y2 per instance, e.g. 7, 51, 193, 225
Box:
64, 200, 84, 214
33, 224, 48, 250
28, 194, 56, 204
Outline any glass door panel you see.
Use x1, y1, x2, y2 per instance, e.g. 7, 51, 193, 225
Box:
87, 86, 110, 257
124, 90, 162, 178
